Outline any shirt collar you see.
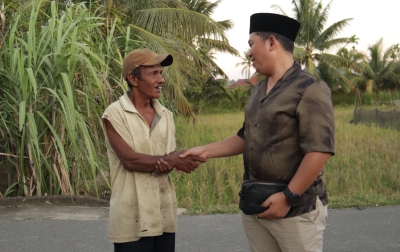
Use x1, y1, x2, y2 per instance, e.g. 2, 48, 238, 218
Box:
280, 62, 301, 82
119, 92, 166, 115
257, 62, 302, 93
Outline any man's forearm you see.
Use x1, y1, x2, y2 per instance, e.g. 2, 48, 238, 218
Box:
121, 152, 168, 172
122, 152, 204, 173
288, 152, 332, 195
203, 135, 245, 159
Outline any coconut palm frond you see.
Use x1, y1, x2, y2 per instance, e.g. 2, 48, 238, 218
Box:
318, 52, 361, 73
318, 61, 353, 92
134, 8, 228, 45
197, 37, 238, 55
217, 19, 234, 30
318, 37, 349, 51
271, 4, 288, 16
314, 19, 352, 48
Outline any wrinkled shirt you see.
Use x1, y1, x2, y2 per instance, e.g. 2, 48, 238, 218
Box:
237, 63, 335, 217
101, 93, 177, 242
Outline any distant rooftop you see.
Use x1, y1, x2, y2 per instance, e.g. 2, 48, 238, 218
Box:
228, 75, 261, 88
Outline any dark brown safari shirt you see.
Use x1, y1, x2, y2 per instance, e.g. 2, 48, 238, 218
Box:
237, 62, 335, 218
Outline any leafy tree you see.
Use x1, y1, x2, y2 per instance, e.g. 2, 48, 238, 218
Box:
272, 0, 358, 90
226, 86, 251, 110
185, 70, 230, 113
351, 38, 400, 104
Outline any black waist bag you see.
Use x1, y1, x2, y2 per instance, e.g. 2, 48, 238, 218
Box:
238, 180, 287, 215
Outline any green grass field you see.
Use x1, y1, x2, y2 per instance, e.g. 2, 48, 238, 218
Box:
171, 107, 400, 214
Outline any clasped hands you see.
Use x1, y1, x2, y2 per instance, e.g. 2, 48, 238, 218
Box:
155, 150, 206, 174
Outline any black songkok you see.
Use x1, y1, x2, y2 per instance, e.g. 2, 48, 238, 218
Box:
249, 13, 300, 42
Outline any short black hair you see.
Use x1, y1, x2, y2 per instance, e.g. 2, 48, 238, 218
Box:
126, 66, 142, 90
255, 32, 294, 53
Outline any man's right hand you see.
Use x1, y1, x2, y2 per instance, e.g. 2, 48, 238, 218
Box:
179, 146, 208, 160
162, 153, 206, 173
179, 136, 244, 161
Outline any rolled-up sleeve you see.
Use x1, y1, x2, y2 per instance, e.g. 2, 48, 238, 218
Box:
237, 122, 245, 139
296, 81, 335, 155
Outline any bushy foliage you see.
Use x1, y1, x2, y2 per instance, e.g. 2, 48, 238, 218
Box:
0, 0, 141, 196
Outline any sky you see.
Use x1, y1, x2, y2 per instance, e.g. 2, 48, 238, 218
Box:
211, 0, 400, 80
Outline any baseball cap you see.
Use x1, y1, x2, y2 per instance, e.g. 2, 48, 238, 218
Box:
122, 48, 173, 79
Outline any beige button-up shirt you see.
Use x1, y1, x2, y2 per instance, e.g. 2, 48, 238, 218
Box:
102, 93, 177, 243
238, 63, 335, 217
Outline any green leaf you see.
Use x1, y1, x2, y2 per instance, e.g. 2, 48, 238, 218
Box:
18, 101, 27, 131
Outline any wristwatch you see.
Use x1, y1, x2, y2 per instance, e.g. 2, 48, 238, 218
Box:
282, 186, 301, 206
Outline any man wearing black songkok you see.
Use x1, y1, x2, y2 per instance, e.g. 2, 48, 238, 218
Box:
180, 13, 335, 252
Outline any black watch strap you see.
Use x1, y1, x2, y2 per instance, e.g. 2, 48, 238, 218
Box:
282, 186, 292, 199
283, 186, 301, 206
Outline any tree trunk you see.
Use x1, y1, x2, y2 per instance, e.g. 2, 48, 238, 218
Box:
375, 89, 381, 105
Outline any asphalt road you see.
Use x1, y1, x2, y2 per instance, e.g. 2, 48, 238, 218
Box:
1, 205, 400, 252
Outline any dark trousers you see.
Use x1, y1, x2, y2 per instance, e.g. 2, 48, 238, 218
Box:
114, 233, 175, 252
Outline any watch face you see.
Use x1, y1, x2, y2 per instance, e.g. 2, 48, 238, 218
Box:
288, 194, 301, 206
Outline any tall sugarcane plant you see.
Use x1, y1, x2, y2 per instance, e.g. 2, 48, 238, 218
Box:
0, 0, 141, 196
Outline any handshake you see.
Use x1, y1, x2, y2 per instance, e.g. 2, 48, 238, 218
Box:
154, 147, 206, 174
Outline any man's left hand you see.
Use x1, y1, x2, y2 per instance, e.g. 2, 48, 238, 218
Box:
155, 158, 174, 174
255, 192, 290, 219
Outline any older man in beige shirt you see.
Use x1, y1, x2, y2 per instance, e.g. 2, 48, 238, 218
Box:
102, 49, 205, 252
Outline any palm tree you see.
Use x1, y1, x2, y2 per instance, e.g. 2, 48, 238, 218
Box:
351, 38, 400, 104
272, 0, 358, 90
337, 47, 364, 62
182, 0, 238, 78
325, 47, 365, 92
182, 0, 234, 36
347, 35, 359, 50
236, 50, 252, 79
